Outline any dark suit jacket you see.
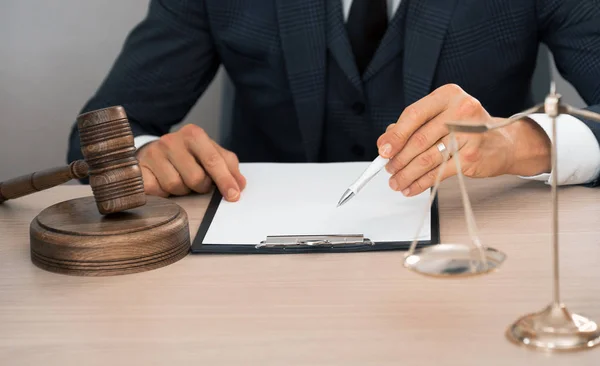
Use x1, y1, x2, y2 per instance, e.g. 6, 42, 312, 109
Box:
68, 0, 600, 186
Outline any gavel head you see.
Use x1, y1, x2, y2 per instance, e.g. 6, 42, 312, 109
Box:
77, 106, 146, 215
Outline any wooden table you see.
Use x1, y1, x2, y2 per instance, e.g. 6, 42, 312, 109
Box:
1, 175, 599, 365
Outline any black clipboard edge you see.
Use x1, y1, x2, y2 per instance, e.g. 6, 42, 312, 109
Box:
193, 189, 223, 248
191, 189, 441, 254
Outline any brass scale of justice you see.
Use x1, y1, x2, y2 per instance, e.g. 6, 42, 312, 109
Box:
0, 83, 598, 352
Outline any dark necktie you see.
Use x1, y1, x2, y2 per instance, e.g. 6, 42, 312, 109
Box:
346, 0, 388, 75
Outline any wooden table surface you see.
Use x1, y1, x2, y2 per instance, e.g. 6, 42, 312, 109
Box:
1, 175, 599, 365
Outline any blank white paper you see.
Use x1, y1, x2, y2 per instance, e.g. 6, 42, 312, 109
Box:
201, 162, 432, 245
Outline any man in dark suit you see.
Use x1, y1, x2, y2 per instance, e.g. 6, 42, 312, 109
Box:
67, 0, 600, 201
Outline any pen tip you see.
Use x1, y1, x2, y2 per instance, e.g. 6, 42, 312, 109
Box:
336, 190, 354, 207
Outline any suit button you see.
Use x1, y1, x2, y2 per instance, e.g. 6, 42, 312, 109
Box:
351, 144, 365, 157
352, 102, 365, 115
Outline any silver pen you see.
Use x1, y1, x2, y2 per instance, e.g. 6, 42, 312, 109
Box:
337, 155, 389, 207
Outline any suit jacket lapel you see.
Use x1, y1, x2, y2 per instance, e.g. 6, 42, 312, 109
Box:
326, 0, 363, 91
276, 0, 327, 162
362, 1, 408, 82
403, 0, 458, 106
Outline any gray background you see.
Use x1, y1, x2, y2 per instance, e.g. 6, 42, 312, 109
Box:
0, 0, 586, 181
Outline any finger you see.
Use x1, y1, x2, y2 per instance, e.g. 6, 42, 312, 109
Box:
198, 176, 214, 193
140, 165, 168, 197
186, 130, 241, 201
385, 110, 453, 175
144, 148, 191, 196
214, 142, 247, 191
388, 136, 451, 193
161, 135, 211, 193
377, 84, 464, 158
403, 155, 458, 197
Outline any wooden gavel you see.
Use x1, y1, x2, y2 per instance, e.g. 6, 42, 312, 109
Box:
0, 106, 146, 215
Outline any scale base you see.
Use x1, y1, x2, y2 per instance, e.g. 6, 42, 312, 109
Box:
403, 243, 506, 278
506, 303, 600, 351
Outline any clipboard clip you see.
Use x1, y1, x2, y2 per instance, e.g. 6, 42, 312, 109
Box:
256, 234, 374, 249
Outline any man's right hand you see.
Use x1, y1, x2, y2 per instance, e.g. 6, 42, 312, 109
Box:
135, 124, 246, 202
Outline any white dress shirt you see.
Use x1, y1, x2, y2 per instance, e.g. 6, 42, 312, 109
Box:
133, 0, 600, 185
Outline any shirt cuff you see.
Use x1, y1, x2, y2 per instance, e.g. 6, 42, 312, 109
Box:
133, 135, 160, 151
519, 113, 600, 185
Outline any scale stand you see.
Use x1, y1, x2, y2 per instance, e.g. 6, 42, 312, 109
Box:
404, 82, 600, 351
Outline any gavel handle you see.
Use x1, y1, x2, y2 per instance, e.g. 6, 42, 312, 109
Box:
0, 160, 89, 203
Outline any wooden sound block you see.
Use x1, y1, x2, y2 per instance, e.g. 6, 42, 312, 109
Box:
29, 195, 190, 276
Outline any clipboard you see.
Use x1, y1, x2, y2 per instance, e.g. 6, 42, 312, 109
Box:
191, 186, 440, 254
190, 162, 440, 254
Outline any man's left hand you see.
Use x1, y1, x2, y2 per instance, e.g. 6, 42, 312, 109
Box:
376, 84, 552, 196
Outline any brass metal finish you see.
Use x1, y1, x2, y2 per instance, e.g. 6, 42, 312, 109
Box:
503, 84, 600, 351
506, 303, 600, 351
404, 244, 506, 278
423, 82, 600, 351
404, 133, 506, 278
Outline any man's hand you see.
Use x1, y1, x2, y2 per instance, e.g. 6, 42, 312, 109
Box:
136, 124, 246, 201
377, 84, 552, 196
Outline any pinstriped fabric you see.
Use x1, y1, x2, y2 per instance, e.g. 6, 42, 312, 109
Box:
67, 0, 600, 187
401, 0, 458, 106
326, 0, 362, 91
538, 0, 600, 104
272, 0, 327, 161
320, 0, 373, 161
362, 0, 409, 82
320, 0, 408, 162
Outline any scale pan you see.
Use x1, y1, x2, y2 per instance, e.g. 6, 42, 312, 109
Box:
403, 243, 506, 278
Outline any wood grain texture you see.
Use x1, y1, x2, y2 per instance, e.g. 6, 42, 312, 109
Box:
0, 175, 599, 365
29, 195, 190, 276
76, 106, 146, 214
0, 105, 145, 215
0, 160, 88, 203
